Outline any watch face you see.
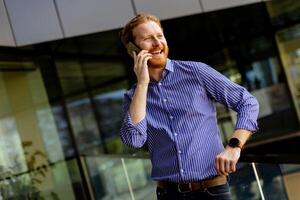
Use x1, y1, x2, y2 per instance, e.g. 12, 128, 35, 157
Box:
229, 138, 240, 147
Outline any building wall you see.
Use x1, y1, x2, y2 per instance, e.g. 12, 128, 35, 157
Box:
0, 0, 268, 46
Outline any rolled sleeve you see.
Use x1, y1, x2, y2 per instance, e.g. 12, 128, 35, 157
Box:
235, 97, 259, 132
120, 93, 148, 148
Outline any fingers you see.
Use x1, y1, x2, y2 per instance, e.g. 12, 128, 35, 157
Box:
134, 51, 151, 73
133, 51, 137, 60
132, 50, 152, 84
135, 50, 152, 68
225, 159, 230, 174
215, 147, 241, 176
142, 54, 152, 67
216, 157, 228, 176
231, 161, 236, 172
216, 156, 237, 176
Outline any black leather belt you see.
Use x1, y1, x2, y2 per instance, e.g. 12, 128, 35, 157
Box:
157, 175, 227, 193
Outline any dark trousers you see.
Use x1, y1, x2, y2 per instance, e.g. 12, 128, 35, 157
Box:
156, 182, 232, 200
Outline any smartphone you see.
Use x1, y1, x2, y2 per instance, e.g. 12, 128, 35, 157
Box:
126, 42, 141, 57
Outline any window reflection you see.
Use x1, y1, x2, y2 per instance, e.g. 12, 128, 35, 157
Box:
0, 117, 26, 173
85, 156, 156, 200
52, 105, 76, 158
248, 57, 292, 120
54, 52, 130, 155
36, 106, 65, 162
56, 61, 86, 96
0, 159, 83, 200
82, 61, 127, 88
276, 24, 300, 124
0, 67, 82, 199
66, 96, 103, 154
93, 89, 125, 153
266, 0, 300, 28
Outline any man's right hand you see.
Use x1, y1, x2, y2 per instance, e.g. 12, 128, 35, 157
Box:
133, 50, 152, 85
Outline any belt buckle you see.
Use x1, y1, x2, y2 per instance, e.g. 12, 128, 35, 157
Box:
177, 183, 192, 193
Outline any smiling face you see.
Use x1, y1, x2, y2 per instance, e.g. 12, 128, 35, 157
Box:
132, 21, 169, 69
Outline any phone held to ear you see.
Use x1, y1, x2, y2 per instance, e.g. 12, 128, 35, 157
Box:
126, 42, 141, 57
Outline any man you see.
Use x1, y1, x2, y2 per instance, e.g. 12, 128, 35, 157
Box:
119, 14, 259, 200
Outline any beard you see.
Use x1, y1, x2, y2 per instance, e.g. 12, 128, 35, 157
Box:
148, 45, 169, 69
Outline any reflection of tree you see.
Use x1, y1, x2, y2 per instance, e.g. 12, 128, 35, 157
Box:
77, 129, 100, 151
96, 98, 123, 140
93, 90, 140, 154
0, 141, 59, 200
52, 107, 75, 158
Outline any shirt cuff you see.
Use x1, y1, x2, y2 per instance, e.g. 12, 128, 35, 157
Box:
125, 111, 147, 135
235, 117, 259, 133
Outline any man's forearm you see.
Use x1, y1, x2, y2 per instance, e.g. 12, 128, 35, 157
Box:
129, 83, 148, 124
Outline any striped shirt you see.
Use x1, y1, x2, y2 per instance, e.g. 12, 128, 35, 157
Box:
120, 59, 259, 182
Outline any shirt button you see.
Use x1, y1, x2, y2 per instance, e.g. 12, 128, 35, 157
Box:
178, 150, 182, 154
163, 98, 167, 102
174, 133, 178, 137
158, 82, 162, 86
181, 169, 184, 173
170, 115, 173, 119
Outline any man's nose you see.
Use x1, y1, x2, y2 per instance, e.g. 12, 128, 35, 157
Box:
152, 37, 160, 46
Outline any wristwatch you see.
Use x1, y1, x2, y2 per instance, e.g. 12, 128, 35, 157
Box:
228, 138, 243, 149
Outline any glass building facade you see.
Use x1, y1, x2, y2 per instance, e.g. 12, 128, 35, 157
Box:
1, 0, 300, 199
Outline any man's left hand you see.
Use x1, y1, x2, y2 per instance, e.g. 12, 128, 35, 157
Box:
215, 146, 241, 176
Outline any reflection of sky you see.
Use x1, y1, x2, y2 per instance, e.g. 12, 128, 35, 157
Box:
297, 48, 300, 56
67, 89, 126, 108
67, 98, 90, 107
0, 117, 26, 172
247, 58, 279, 89
95, 89, 126, 101
37, 108, 65, 162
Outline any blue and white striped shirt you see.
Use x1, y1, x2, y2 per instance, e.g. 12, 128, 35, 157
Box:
120, 59, 259, 182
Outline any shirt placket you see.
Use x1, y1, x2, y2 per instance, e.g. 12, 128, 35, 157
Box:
156, 81, 186, 180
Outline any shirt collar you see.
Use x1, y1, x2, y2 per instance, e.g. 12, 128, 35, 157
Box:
149, 59, 173, 85
165, 59, 173, 73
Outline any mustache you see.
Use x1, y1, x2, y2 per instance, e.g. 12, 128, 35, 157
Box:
150, 44, 165, 50
150, 47, 165, 52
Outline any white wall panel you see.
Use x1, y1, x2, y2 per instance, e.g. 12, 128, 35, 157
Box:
134, 0, 202, 20
4, 0, 63, 46
56, 0, 135, 37
201, 0, 261, 12
0, 0, 15, 46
